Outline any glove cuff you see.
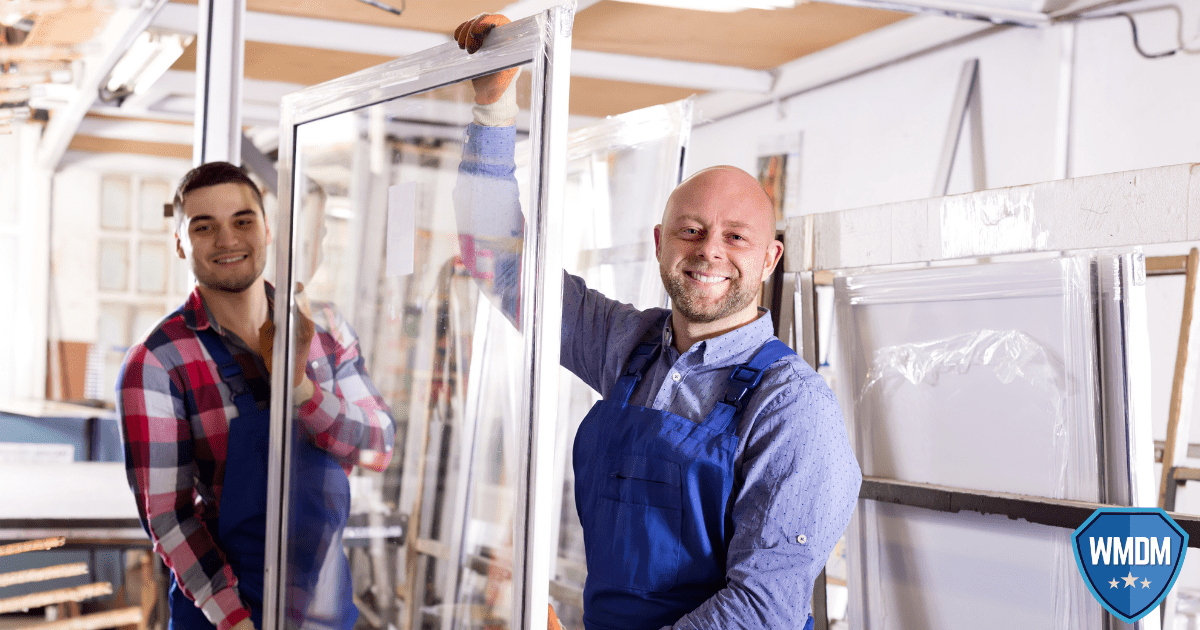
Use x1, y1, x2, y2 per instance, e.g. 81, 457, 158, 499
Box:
472, 68, 520, 127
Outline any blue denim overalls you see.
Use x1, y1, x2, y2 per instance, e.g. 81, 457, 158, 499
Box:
573, 320, 812, 630
168, 325, 355, 630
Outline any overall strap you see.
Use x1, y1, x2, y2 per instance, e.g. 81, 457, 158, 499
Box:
195, 327, 260, 421
705, 338, 796, 434
607, 314, 669, 405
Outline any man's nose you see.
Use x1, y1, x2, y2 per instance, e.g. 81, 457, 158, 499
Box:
695, 233, 724, 260
214, 225, 238, 248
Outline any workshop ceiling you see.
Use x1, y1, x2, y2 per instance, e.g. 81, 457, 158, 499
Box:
166, 0, 908, 115
7, 0, 915, 160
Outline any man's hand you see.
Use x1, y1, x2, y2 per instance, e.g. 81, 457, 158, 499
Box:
454, 14, 518, 106
230, 618, 256, 630
259, 283, 316, 390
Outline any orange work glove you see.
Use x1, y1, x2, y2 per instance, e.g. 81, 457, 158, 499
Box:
454, 14, 519, 105
259, 283, 316, 389
548, 604, 564, 630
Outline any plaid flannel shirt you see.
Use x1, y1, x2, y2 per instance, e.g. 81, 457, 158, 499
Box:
118, 285, 394, 630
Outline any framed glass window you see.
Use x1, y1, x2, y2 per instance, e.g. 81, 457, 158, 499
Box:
101, 175, 131, 230
137, 242, 168, 294
98, 239, 129, 292
139, 179, 170, 233
267, 8, 573, 630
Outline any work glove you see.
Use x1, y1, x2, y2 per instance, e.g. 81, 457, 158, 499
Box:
259, 283, 316, 392
548, 604, 564, 630
454, 14, 520, 123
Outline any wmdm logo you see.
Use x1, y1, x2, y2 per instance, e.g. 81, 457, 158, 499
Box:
1072, 508, 1188, 623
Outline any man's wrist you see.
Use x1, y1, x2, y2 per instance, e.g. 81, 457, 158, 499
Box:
473, 69, 519, 126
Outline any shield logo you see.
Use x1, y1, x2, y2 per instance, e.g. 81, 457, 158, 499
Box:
1072, 508, 1189, 623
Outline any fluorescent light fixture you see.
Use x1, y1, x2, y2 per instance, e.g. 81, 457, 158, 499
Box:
104, 30, 194, 96
612, 0, 800, 11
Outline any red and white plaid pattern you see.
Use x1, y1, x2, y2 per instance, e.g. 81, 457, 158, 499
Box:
119, 286, 394, 630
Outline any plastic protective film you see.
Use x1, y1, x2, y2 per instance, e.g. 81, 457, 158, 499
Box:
834, 252, 1145, 630
269, 8, 572, 630
519, 98, 692, 627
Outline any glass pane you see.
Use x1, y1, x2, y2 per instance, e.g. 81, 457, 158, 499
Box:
283, 66, 539, 630
137, 242, 168, 294
101, 176, 131, 230
544, 101, 691, 627
140, 179, 171, 232
99, 239, 129, 291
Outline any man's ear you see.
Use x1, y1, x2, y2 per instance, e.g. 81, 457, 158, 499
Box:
653, 224, 663, 260
175, 230, 186, 260
762, 239, 784, 281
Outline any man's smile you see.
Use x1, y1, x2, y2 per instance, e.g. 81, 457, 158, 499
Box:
213, 253, 249, 265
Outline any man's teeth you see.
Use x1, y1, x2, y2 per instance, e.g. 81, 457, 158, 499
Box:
216, 255, 247, 264
689, 272, 725, 284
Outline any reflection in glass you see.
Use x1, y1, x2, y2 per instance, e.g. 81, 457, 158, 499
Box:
99, 239, 129, 291
283, 71, 534, 630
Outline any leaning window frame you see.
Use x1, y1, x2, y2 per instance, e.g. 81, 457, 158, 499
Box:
264, 7, 573, 630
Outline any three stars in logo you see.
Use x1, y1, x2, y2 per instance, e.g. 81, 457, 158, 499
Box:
1108, 572, 1152, 589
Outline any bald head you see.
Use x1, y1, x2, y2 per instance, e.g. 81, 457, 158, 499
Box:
663, 166, 776, 240
654, 165, 785, 338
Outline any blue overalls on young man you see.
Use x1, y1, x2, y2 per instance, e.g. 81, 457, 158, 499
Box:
573, 321, 814, 630
168, 325, 356, 630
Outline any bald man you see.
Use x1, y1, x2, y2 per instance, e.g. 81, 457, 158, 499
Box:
452, 15, 861, 630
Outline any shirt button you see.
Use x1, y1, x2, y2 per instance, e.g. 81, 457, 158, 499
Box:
672, 372, 681, 382
796, 534, 807, 545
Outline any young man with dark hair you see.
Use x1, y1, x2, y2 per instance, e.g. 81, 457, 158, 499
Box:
118, 161, 395, 630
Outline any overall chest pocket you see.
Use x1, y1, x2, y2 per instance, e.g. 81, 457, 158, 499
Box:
588, 455, 683, 592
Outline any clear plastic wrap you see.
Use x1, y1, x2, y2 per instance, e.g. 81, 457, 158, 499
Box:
835, 252, 1141, 630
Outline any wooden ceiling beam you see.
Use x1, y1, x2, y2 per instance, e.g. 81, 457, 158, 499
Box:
152, 2, 773, 93
695, 14, 997, 122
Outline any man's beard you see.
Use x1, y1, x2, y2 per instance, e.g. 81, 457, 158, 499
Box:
194, 259, 265, 293
661, 263, 759, 324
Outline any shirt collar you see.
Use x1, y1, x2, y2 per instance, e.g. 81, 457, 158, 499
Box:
182, 282, 275, 334
663, 307, 776, 366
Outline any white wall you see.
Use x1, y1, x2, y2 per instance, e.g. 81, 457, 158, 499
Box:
689, 2, 1200, 213
687, 3, 1200, 613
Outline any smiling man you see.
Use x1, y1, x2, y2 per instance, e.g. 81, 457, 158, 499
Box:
452, 15, 861, 630
117, 162, 395, 630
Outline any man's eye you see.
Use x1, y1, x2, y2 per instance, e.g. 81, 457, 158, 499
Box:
682, 228, 700, 236
192, 225, 210, 233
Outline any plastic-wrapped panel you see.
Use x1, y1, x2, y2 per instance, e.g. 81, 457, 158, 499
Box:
835, 253, 1144, 630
